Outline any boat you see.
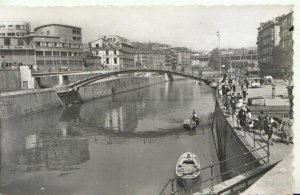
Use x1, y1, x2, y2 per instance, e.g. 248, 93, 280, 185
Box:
183, 117, 199, 130
175, 152, 201, 186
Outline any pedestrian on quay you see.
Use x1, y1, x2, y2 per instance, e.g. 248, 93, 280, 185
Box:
264, 116, 274, 145
242, 89, 247, 100
238, 107, 247, 129
237, 93, 243, 109
272, 84, 276, 99
230, 94, 237, 116
258, 111, 265, 135
232, 83, 236, 93
226, 93, 231, 114
246, 107, 253, 131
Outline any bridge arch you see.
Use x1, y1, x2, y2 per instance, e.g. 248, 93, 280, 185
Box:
66, 69, 212, 91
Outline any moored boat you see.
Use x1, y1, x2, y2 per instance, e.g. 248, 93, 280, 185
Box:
183, 117, 199, 130
175, 152, 201, 186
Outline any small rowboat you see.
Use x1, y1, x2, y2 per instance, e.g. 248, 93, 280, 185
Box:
176, 152, 201, 186
183, 117, 199, 130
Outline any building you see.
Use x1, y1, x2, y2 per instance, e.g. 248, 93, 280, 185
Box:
257, 17, 282, 77
0, 21, 35, 69
172, 47, 191, 69
28, 24, 84, 71
132, 42, 149, 68
89, 35, 134, 70
208, 47, 258, 72
191, 52, 210, 69
278, 11, 294, 78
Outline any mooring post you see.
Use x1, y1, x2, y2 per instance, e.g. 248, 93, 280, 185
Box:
171, 178, 174, 193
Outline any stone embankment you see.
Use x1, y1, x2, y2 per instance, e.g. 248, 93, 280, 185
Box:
0, 89, 64, 121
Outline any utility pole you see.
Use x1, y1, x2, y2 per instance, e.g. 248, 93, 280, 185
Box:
217, 31, 221, 74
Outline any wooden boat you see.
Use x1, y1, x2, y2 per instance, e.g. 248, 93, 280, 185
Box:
175, 152, 201, 186
183, 117, 199, 130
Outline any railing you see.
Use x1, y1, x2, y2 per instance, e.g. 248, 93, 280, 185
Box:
159, 145, 269, 195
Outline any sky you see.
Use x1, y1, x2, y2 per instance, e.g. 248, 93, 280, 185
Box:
0, 5, 293, 51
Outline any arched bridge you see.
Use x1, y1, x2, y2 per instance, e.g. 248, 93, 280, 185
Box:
64, 68, 213, 91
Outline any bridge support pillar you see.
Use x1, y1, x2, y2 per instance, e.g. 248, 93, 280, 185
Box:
165, 73, 173, 81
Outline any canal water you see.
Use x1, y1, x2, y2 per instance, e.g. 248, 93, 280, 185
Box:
0, 79, 220, 195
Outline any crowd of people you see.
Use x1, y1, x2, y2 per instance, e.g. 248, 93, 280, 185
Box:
218, 74, 293, 145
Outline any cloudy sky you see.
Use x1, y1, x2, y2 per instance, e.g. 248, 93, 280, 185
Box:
0, 5, 293, 50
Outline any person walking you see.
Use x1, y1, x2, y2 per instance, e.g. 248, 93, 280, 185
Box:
238, 107, 247, 129
264, 116, 273, 145
258, 111, 265, 135
242, 89, 247, 100
230, 94, 237, 116
232, 83, 236, 93
272, 84, 276, 99
246, 107, 253, 131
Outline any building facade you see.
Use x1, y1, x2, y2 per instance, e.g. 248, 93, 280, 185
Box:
29, 24, 83, 71
257, 18, 282, 77
90, 35, 134, 69
172, 47, 191, 69
0, 21, 35, 69
278, 11, 294, 78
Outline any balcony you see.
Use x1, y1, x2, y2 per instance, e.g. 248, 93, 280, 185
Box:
0, 45, 34, 50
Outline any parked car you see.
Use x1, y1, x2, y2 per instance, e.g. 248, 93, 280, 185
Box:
247, 96, 289, 131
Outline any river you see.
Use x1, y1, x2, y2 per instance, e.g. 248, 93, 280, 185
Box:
0, 79, 220, 195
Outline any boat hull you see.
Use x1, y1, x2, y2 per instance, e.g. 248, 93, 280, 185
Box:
175, 152, 201, 188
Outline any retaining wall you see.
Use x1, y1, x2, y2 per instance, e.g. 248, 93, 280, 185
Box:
78, 76, 166, 101
0, 89, 64, 121
215, 97, 260, 181
0, 69, 21, 92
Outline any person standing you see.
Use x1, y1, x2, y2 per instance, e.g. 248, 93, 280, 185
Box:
232, 83, 236, 93
230, 94, 237, 116
238, 107, 247, 129
264, 116, 273, 145
242, 89, 247, 100
258, 111, 265, 135
272, 84, 276, 99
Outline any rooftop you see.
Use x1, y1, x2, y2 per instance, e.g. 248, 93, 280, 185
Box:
34, 23, 81, 31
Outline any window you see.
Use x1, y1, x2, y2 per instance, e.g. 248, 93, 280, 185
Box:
106, 58, 109, 64
114, 50, 117, 55
45, 51, 52, 56
7, 33, 15, 36
0, 25, 5, 29
73, 37, 77, 40
114, 58, 117, 64
0, 33, 5, 36
61, 52, 67, 56
47, 30, 50, 35
4, 38, 10, 45
95, 44, 99, 48
53, 51, 60, 56
16, 25, 21, 29
8, 25, 13, 29
18, 39, 24, 46
106, 50, 109, 55
36, 51, 44, 56
72, 29, 76, 34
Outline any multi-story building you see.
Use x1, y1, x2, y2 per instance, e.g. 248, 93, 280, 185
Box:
90, 35, 134, 69
171, 47, 191, 70
27, 24, 84, 71
257, 18, 281, 77
132, 42, 149, 68
0, 21, 35, 68
278, 11, 294, 78
191, 52, 210, 69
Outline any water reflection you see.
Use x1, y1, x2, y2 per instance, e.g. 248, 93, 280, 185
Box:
1, 80, 219, 195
